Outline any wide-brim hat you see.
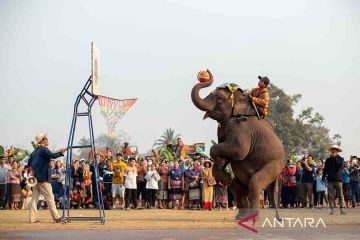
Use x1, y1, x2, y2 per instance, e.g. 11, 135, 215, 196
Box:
328, 144, 342, 152
35, 132, 47, 145
204, 160, 213, 167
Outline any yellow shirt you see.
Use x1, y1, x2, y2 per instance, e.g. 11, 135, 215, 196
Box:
112, 161, 127, 184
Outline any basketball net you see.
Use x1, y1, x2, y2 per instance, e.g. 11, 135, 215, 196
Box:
97, 95, 137, 136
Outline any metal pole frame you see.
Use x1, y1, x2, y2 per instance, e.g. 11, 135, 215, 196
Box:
61, 75, 105, 224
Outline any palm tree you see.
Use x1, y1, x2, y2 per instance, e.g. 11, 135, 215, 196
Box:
153, 128, 181, 150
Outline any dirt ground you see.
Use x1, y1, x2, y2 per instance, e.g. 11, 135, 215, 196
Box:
0, 208, 359, 231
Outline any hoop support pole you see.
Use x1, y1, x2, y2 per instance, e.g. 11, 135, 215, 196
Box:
62, 75, 105, 224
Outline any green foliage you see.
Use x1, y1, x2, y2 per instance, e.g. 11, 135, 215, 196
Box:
13, 147, 31, 162
0, 145, 4, 155
153, 128, 181, 150
267, 84, 341, 160
158, 146, 174, 161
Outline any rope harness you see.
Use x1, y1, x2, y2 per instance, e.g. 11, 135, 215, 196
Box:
214, 83, 262, 127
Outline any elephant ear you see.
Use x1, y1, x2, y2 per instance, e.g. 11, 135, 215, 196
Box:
232, 91, 248, 116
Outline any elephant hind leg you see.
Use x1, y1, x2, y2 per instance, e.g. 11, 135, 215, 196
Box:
231, 177, 249, 220
248, 163, 280, 220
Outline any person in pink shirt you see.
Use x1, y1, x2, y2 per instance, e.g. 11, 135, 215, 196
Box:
7, 162, 22, 210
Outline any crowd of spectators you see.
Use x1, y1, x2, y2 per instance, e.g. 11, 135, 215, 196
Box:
0, 140, 359, 214
279, 153, 360, 213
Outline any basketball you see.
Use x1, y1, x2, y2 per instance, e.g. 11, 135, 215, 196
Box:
197, 70, 210, 83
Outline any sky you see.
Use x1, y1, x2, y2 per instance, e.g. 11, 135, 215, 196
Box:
0, 0, 359, 159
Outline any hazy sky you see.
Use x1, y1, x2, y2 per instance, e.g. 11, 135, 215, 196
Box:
1, 0, 359, 158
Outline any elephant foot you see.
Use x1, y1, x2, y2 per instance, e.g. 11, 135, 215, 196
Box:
235, 208, 249, 220
248, 208, 261, 221
236, 208, 261, 222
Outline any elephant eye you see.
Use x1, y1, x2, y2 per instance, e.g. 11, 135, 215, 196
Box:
217, 97, 225, 103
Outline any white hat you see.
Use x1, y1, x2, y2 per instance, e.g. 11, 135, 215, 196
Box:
204, 160, 213, 167
35, 132, 47, 145
328, 144, 342, 153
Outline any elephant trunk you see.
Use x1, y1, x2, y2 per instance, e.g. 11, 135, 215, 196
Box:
191, 79, 214, 112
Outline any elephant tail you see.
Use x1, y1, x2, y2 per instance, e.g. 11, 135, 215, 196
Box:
269, 178, 281, 221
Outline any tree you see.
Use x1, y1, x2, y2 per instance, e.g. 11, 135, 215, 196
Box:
153, 128, 181, 150
76, 130, 132, 159
96, 134, 122, 151
267, 84, 341, 160
77, 136, 90, 160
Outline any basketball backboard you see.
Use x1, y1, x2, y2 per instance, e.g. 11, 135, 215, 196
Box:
91, 42, 100, 95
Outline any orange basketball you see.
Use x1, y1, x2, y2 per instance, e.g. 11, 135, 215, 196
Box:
197, 70, 210, 83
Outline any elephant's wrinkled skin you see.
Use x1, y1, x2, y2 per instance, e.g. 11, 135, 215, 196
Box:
191, 70, 284, 220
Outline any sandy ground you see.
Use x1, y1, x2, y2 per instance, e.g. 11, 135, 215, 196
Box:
0, 208, 359, 239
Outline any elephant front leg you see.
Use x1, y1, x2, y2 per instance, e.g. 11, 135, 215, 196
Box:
210, 145, 232, 186
212, 159, 232, 186
231, 177, 250, 220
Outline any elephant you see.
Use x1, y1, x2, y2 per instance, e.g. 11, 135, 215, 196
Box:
191, 70, 284, 220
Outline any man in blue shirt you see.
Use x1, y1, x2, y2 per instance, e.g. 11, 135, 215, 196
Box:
27, 133, 66, 223
300, 155, 316, 208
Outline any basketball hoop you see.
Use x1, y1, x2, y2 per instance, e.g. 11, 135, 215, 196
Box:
97, 95, 137, 136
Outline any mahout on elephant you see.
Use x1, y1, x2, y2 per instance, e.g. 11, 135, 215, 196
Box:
191, 70, 284, 220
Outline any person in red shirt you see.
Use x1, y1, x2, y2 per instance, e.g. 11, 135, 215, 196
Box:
70, 189, 81, 209
281, 161, 297, 208
122, 142, 136, 160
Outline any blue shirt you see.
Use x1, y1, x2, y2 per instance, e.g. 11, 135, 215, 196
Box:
27, 146, 63, 182
295, 169, 302, 182
316, 175, 326, 192
169, 168, 182, 181
341, 169, 350, 184
0, 165, 8, 184
186, 169, 199, 182
301, 163, 316, 183
50, 168, 59, 180
178, 160, 190, 173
